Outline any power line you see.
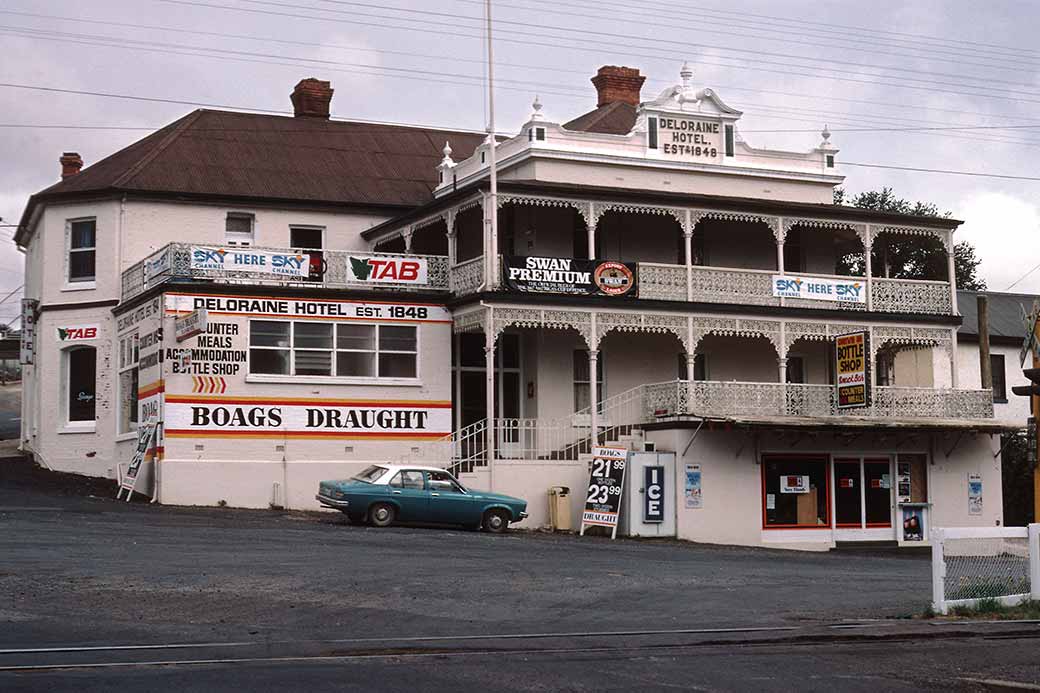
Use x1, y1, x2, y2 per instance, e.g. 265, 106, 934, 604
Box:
1006, 262, 1040, 291
840, 162, 1040, 182
160, 0, 1040, 107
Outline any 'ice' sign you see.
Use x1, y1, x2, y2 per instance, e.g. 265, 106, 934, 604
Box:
643, 465, 665, 523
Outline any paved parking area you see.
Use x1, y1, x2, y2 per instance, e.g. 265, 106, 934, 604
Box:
0, 482, 933, 648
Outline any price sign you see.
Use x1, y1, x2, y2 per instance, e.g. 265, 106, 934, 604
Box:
580, 446, 628, 539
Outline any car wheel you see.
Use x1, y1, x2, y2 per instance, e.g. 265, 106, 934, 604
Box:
482, 509, 509, 534
369, 503, 396, 528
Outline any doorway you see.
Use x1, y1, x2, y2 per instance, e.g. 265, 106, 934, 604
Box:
452, 332, 523, 456
833, 457, 894, 534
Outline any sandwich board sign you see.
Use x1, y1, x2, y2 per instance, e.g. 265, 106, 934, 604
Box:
579, 446, 628, 539
117, 418, 158, 501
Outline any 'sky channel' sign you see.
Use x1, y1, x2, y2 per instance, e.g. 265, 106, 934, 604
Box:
580, 446, 628, 539
772, 275, 865, 304
190, 247, 311, 278
835, 331, 870, 409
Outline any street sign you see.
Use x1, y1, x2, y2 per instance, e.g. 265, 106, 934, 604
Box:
175, 308, 208, 343
580, 446, 628, 539
117, 419, 158, 501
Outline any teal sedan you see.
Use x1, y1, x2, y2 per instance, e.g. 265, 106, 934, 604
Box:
317, 464, 528, 533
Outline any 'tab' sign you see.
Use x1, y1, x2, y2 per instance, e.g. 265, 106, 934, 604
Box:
347, 255, 428, 285
772, 275, 865, 304
643, 465, 665, 523
190, 247, 310, 278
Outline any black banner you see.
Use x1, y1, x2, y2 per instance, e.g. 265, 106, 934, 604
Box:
503, 256, 637, 297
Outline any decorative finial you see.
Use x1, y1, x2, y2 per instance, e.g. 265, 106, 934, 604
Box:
821, 124, 831, 142
439, 140, 454, 167
680, 61, 693, 88
528, 93, 544, 119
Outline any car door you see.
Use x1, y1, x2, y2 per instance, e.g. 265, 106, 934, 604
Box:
387, 470, 429, 522
425, 470, 479, 526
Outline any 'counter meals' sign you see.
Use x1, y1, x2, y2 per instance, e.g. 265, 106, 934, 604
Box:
835, 331, 869, 409
772, 276, 865, 304
164, 396, 452, 439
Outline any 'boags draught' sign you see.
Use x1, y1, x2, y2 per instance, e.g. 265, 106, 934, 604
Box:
580, 446, 628, 539
835, 331, 870, 409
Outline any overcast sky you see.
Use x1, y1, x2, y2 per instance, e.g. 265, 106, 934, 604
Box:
1, 0, 1038, 325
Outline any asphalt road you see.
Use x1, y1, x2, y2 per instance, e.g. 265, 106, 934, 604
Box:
1, 480, 1038, 691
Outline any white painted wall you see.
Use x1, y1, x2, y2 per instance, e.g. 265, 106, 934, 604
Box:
958, 342, 1029, 427
643, 428, 1002, 552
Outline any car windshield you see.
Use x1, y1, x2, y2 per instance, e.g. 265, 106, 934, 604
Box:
351, 465, 387, 484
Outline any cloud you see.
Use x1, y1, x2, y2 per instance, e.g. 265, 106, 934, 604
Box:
956, 192, 1040, 293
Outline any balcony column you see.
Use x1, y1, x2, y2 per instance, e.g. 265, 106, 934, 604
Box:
446, 228, 457, 292
950, 327, 960, 389
946, 230, 958, 315
778, 321, 788, 414
775, 217, 785, 308
484, 309, 497, 487
683, 209, 694, 302
403, 226, 414, 254
586, 201, 596, 260
589, 312, 599, 445
864, 225, 874, 311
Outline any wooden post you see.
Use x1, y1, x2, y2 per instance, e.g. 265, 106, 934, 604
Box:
978, 294, 992, 391
1034, 318, 1040, 523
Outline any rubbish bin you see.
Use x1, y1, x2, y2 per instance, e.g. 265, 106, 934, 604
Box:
548, 486, 571, 532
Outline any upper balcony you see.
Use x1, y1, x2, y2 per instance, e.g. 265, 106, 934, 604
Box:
121, 243, 451, 302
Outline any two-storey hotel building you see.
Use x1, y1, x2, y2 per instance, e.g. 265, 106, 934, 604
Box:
16, 66, 1011, 549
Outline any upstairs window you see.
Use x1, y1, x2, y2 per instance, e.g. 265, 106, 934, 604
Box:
118, 332, 139, 434
991, 354, 1007, 402
826, 154, 835, 168
724, 124, 735, 157
67, 219, 96, 284
225, 213, 254, 246
290, 226, 323, 251
786, 356, 805, 384
676, 353, 707, 380
648, 117, 659, 149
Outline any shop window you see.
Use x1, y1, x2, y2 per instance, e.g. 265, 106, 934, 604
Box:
573, 350, 604, 412
67, 218, 96, 284
250, 320, 417, 379
225, 212, 254, 246
65, 346, 97, 423
118, 332, 139, 434
761, 455, 829, 528
991, 354, 1007, 402
290, 226, 323, 250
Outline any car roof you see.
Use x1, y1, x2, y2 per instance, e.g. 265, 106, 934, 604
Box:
375, 464, 452, 474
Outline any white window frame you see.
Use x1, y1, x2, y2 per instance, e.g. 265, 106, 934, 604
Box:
245, 319, 420, 385
573, 349, 605, 413
117, 331, 140, 437
60, 345, 97, 433
225, 212, 255, 247
64, 217, 97, 291
289, 225, 325, 251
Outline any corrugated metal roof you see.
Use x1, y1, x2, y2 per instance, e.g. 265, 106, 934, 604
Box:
20, 109, 486, 239
958, 290, 1039, 340
563, 102, 637, 135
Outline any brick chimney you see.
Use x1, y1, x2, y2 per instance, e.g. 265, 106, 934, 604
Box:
291, 78, 333, 119
60, 152, 83, 178
591, 66, 645, 108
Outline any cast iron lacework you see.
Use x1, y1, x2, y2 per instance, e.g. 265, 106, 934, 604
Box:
692, 209, 780, 240
497, 194, 590, 225
871, 279, 952, 315
590, 202, 685, 229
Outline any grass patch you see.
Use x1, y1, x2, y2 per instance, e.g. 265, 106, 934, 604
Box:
924, 599, 1040, 620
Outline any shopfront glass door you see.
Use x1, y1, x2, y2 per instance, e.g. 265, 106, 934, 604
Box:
864, 459, 893, 527
832, 457, 894, 530
834, 459, 862, 527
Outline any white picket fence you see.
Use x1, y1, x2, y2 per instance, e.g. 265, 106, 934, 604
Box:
931, 524, 1040, 615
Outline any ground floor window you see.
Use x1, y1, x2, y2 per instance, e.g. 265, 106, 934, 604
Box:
249, 320, 417, 379
65, 346, 97, 423
573, 350, 604, 412
118, 332, 139, 433
761, 455, 829, 528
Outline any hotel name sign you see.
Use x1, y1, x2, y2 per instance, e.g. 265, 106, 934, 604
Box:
656, 117, 722, 160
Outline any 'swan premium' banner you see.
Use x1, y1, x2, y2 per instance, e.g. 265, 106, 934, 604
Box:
165, 396, 452, 440
504, 256, 637, 297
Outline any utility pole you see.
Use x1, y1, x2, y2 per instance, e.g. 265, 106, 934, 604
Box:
1012, 303, 1040, 522
978, 294, 992, 391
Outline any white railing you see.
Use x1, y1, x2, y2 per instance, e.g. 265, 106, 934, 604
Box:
872, 277, 953, 315
451, 255, 485, 296
121, 243, 452, 301
931, 525, 1040, 615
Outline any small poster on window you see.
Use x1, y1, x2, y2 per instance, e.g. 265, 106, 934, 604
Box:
968, 473, 983, 516
901, 507, 925, 542
780, 475, 809, 494
685, 464, 702, 509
